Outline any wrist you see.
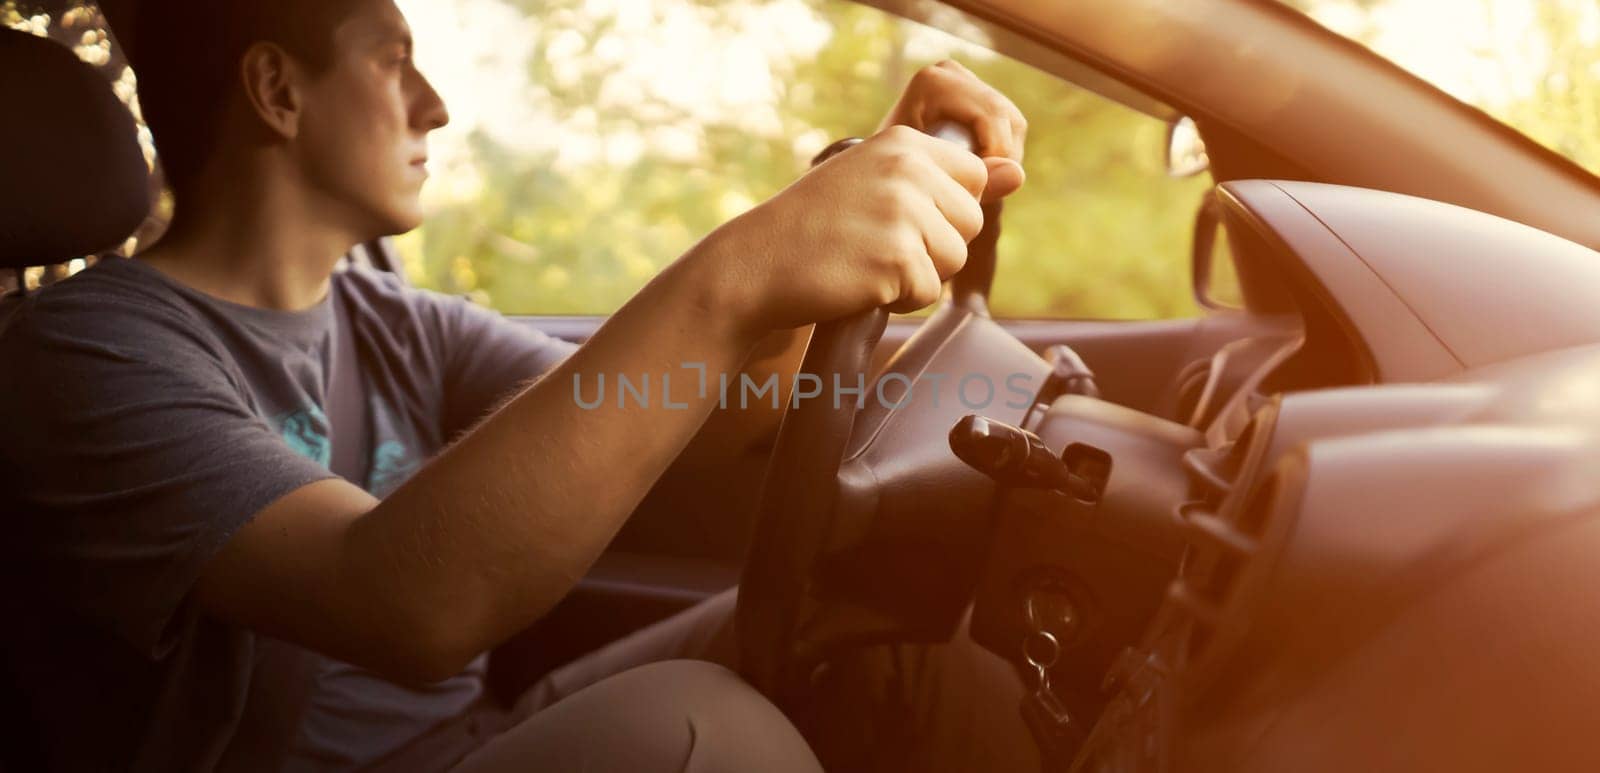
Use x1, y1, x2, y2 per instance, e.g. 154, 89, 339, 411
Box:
676, 222, 767, 352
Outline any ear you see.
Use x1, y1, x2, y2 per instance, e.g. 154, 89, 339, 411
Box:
238, 42, 303, 140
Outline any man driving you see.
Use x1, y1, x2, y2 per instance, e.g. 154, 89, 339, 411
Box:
0, 0, 1030, 770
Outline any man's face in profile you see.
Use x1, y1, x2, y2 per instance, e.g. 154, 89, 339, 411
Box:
291, 0, 449, 238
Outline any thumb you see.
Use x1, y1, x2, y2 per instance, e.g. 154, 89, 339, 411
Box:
980, 157, 1025, 202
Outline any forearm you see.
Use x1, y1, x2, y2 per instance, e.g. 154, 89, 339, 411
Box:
675, 324, 807, 467
349, 232, 761, 675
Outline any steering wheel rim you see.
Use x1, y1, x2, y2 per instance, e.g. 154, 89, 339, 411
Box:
736, 306, 890, 699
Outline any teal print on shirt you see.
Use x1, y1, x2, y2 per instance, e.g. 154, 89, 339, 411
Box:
367, 440, 419, 498
275, 404, 332, 468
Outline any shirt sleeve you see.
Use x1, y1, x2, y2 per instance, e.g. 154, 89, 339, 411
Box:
0, 292, 336, 659
428, 292, 580, 439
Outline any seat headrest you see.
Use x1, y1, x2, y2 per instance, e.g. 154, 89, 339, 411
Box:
0, 29, 151, 269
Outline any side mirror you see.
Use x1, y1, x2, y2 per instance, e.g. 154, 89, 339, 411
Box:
1166, 116, 1210, 178
1192, 194, 1243, 311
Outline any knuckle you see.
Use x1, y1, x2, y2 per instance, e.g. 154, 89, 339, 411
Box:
915, 62, 949, 83
868, 182, 909, 222
890, 245, 924, 288
955, 206, 983, 242
911, 276, 940, 308
899, 176, 931, 204
881, 124, 919, 143
935, 240, 968, 277
878, 149, 915, 176
878, 237, 914, 271
888, 282, 919, 312
882, 179, 922, 217
902, 230, 930, 262
948, 251, 971, 278
963, 149, 988, 175
873, 280, 900, 308
964, 194, 986, 226
957, 157, 987, 195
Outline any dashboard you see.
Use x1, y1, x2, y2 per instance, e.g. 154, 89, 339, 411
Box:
967, 181, 1600, 771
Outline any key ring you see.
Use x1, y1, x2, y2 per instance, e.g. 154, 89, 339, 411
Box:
1024, 628, 1061, 678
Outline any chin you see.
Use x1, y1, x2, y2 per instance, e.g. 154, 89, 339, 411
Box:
369, 202, 425, 238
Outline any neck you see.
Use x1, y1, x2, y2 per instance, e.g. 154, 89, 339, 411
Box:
139, 159, 363, 311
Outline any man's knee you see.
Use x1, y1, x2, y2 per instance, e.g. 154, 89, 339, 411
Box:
455, 660, 820, 773
619, 658, 738, 695
605, 661, 818, 771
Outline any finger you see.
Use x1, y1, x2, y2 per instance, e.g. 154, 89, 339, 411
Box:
910, 196, 969, 280
937, 171, 986, 241
888, 240, 944, 314
897, 151, 985, 241
988, 86, 1028, 162
906, 130, 989, 201
981, 157, 1025, 202
967, 110, 1020, 162
919, 64, 1023, 162
1007, 108, 1028, 163
968, 87, 1025, 160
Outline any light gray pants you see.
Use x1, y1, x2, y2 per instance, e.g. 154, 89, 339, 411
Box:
445, 589, 1037, 772
452, 659, 818, 772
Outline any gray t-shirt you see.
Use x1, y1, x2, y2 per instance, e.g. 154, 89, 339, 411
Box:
0, 257, 576, 771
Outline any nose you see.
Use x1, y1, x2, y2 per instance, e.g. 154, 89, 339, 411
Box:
409, 66, 450, 132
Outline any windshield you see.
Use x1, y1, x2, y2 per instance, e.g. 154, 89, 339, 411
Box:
1289, 0, 1600, 175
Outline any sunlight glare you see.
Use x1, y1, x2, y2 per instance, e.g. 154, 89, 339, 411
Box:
1311, 0, 1573, 109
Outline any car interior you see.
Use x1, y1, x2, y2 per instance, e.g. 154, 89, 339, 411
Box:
10, 0, 1600, 770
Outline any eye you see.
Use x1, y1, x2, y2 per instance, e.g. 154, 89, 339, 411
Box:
384, 45, 412, 68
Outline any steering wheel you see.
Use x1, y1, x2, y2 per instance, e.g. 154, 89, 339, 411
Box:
736, 124, 989, 702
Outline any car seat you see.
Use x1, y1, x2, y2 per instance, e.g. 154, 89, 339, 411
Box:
0, 26, 150, 331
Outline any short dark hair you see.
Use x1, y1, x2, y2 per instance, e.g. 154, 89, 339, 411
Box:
115, 0, 357, 196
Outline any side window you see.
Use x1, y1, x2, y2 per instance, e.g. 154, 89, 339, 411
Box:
398, 0, 1212, 321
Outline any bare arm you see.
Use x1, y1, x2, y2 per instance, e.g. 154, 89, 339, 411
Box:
196, 125, 995, 684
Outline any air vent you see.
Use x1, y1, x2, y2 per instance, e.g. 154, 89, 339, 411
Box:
1176, 476, 1277, 664
1167, 412, 1277, 670
1182, 416, 1259, 504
